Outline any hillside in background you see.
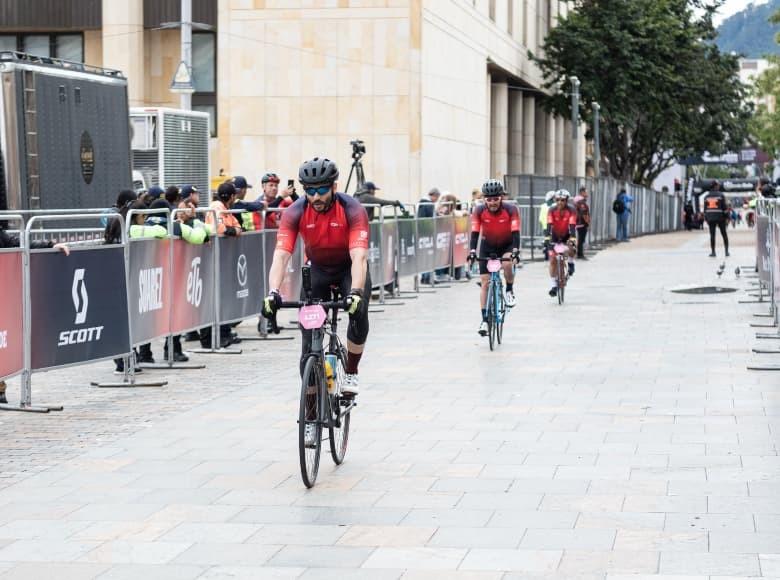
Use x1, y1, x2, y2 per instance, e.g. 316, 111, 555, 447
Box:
716, 0, 780, 57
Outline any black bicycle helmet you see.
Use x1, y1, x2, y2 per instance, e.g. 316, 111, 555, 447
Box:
298, 157, 339, 186
482, 179, 504, 197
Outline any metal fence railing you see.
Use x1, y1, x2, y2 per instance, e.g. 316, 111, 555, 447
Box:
505, 174, 683, 259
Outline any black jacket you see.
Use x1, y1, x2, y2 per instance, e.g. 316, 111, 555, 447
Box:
0, 227, 54, 249
702, 191, 727, 220
417, 199, 435, 218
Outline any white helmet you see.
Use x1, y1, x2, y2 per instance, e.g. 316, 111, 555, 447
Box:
545, 191, 556, 203
554, 188, 570, 200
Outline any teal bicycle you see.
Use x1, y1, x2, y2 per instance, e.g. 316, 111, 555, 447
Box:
479, 256, 513, 350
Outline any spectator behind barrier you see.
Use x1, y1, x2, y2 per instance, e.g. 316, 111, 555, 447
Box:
354, 181, 404, 221
101, 188, 138, 228
418, 187, 441, 285
261, 172, 298, 229
230, 176, 265, 231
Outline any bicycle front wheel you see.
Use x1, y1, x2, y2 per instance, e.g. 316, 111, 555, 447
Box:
328, 347, 351, 465
495, 282, 504, 344
557, 258, 566, 305
299, 355, 323, 488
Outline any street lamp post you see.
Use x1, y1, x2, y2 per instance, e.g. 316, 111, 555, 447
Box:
570, 76, 580, 176
592, 101, 600, 177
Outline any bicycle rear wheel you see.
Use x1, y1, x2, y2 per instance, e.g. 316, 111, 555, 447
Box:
486, 282, 496, 350
495, 281, 504, 344
328, 347, 351, 465
299, 355, 323, 488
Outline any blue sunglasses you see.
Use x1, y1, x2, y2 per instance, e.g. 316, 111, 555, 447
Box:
304, 185, 332, 196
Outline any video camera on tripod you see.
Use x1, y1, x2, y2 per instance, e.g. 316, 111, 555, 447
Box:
345, 139, 366, 193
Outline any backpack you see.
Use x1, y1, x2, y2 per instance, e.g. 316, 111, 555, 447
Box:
612, 197, 625, 214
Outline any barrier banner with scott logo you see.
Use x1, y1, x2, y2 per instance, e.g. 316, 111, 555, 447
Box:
380, 220, 397, 286
218, 233, 264, 323
0, 250, 24, 380
417, 218, 435, 273
452, 215, 470, 266
30, 247, 130, 371
368, 222, 382, 286
128, 239, 171, 345
171, 239, 216, 334
397, 219, 417, 277
757, 215, 771, 286
434, 216, 453, 269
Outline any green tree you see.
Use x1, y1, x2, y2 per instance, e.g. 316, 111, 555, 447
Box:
750, 9, 780, 157
531, 0, 752, 186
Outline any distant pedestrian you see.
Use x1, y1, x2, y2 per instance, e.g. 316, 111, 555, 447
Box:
574, 186, 591, 259
683, 200, 694, 231
614, 188, 633, 241
354, 181, 403, 221
418, 187, 441, 284
702, 180, 729, 257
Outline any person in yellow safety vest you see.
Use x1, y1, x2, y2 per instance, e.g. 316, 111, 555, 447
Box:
230, 176, 265, 231
133, 199, 211, 363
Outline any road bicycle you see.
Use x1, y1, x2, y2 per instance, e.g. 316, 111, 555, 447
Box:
552, 242, 571, 305
477, 255, 513, 350
270, 266, 356, 488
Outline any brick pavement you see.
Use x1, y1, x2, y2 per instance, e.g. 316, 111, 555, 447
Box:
0, 227, 777, 579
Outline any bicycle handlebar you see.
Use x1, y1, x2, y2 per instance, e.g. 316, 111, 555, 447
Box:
266, 299, 351, 335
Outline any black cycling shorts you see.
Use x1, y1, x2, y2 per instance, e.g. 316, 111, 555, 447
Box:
300, 264, 371, 369
479, 242, 513, 275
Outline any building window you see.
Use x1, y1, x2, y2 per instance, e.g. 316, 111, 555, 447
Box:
192, 31, 217, 137
0, 33, 84, 62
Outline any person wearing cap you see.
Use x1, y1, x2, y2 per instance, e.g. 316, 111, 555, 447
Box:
418, 187, 441, 218
230, 176, 265, 231
140, 185, 165, 207
261, 173, 298, 229
354, 181, 404, 221
207, 182, 241, 237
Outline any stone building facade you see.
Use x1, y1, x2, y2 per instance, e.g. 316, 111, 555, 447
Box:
0, 0, 584, 201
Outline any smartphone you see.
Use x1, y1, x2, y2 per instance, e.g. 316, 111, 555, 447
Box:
287, 179, 296, 195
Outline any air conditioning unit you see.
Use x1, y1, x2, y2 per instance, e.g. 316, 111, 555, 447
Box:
130, 107, 210, 194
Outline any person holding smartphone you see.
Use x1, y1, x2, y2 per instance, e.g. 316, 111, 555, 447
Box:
261, 172, 299, 229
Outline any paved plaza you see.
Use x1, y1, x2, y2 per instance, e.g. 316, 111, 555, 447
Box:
0, 228, 777, 579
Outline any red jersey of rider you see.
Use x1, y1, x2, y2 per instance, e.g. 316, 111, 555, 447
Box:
471, 203, 520, 247
547, 206, 577, 239
276, 193, 369, 274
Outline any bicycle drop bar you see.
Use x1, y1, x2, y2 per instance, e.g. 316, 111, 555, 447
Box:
268, 299, 351, 334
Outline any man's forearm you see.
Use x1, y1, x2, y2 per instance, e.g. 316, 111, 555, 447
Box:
350, 251, 368, 291
268, 249, 292, 293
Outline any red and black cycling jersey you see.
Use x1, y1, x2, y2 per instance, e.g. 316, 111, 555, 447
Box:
470, 203, 521, 250
276, 193, 370, 274
547, 206, 577, 240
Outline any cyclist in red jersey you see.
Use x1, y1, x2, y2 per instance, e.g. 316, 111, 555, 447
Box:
545, 189, 577, 297
467, 179, 520, 336
262, 157, 370, 396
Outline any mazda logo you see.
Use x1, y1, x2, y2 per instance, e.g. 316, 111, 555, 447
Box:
237, 254, 248, 287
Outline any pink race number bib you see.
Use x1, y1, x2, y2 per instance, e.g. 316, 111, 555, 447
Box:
487, 259, 502, 273
554, 243, 568, 255
299, 304, 327, 329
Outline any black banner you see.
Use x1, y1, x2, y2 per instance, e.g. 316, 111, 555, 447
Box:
30, 247, 130, 371
397, 219, 417, 277
218, 233, 264, 323
417, 218, 435, 273
128, 239, 171, 345
171, 239, 216, 334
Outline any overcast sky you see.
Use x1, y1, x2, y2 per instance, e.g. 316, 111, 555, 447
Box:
713, 0, 768, 27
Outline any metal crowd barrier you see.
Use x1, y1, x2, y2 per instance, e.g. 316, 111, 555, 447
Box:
505, 174, 683, 258
751, 200, 780, 347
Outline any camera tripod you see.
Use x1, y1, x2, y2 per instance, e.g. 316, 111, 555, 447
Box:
344, 140, 366, 194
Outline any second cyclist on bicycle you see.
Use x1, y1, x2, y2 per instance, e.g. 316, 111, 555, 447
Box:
468, 179, 520, 336
545, 189, 577, 297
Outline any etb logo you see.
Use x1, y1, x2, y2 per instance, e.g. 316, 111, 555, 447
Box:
187, 257, 203, 307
